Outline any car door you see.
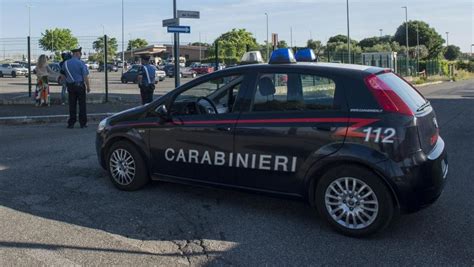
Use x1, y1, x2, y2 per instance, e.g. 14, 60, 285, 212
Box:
149, 72, 250, 185
233, 69, 349, 194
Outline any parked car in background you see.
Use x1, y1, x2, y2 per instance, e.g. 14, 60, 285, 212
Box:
0, 63, 28, 77
88, 62, 99, 70
98, 63, 118, 72
191, 64, 214, 75
121, 65, 166, 84
164, 64, 197, 78
47, 63, 61, 83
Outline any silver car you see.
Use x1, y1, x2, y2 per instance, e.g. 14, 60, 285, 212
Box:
0, 63, 28, 78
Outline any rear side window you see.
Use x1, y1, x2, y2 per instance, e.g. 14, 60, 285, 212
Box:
252, 73, 339, 112
377, 72, 426, 111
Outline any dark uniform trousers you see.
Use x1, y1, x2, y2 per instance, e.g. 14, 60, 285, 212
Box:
67, 82, 87, 126
139, 84, 155, 105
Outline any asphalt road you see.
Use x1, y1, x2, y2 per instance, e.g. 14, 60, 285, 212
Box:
0, 80, 473, 265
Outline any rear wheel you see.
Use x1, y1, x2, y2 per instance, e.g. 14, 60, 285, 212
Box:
106, 141, 149, 191
0, 71, 3, 78
11, 71, 16, 78
315, 165, 394, 237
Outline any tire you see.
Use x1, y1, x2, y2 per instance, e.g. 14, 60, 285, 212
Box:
11, 71, 16, 78
0, 71, 3, 78
106, 141, 149, 191
121, 78, 127, 84
315, 165, 394, 237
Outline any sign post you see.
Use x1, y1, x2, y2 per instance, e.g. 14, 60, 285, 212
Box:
165, 1, 200, 87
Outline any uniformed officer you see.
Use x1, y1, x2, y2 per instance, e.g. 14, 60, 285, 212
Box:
62, 47, 91, 128
137, 55, 157, 105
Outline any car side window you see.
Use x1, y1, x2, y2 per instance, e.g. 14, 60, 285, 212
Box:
252, 72, 338, 112
171, 75, 243, 116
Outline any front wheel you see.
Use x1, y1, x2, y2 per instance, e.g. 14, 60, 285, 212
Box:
107, 141, 149, 191
315, 165, 394, 237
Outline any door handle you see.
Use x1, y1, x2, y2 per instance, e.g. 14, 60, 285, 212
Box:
217, 127, 232, 132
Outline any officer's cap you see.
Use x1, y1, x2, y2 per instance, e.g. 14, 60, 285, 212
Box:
71, 47, 82, 53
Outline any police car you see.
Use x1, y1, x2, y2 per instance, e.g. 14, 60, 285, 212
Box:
96, 48, 448, 236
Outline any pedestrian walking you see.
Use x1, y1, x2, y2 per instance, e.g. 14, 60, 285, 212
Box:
137, 55, 157, 105
59, 52, 72, 105
34, 54, 55, 107
62, 47, 91, 129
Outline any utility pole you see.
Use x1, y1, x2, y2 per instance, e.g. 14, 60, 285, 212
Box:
379, 29, 383, 38
173, 0, 180, 87
416, 25, 420, 73
346, 0, 351, 64
402, 6, 409, 75
290, 27, 293, 48
265, 13, 269, 61
199, 32, 202, 62
129, 33, 133, 63
445, 32, 449, 46
121, 0, 125, 73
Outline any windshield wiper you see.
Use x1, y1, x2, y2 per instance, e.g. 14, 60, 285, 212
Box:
417, 101, 431, 112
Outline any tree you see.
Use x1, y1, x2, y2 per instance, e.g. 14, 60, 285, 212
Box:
191, 42, 210, 47
211, 29, 258, 62
327, 34, 358, 45
278, 40, 288, 48
393, 20, 444, 58
127, 38, 148, 51
307, 39, 322, 51
39, 28, 78, 53
92, 36, 118, 63
444, 45, 461, 61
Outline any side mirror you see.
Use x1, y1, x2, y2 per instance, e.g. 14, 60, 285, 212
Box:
156, 104, 170, 123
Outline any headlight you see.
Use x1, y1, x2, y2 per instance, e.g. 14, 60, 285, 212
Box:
97, 118, 108, 133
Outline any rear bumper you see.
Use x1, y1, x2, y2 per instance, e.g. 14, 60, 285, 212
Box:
389, 137, 448, 213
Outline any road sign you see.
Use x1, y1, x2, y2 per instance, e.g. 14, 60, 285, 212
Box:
177, 10, 200, 19
167, 26, 191, 34
162, 18, 179, 27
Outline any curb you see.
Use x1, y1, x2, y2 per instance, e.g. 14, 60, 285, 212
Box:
0, 113, 115, 125
0, 96, 140, 105
416, 81, 445, 88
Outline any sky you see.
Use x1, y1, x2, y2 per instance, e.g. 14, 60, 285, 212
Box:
0, 0, 473, 54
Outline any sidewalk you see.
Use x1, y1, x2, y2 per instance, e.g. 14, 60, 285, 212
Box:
0, 92, 149, 105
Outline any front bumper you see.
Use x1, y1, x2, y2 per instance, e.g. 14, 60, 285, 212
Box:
388, 137, 448, 213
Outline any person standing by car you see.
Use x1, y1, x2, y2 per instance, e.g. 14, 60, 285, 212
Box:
34, 54, 55, 107
137, 55, 157, 105
62, 47, 91, 129
59, 52, 71, 105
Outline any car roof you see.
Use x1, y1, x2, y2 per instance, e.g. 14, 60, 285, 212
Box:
225, 62, 386, 75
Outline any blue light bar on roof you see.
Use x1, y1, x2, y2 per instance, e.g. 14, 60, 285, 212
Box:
295, 48, 316, 62
269, 48, 296, 64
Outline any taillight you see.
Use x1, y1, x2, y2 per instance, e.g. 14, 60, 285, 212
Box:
364, 73, 414, 116
430, 128, 439, 146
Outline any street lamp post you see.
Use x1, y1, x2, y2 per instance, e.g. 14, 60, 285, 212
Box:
402, 6, 409, 75
445, 32, 449, 46
346, 0, 351, 64
290, 27, 293, 48
265, 13, 269, 61
379, 29, 383, 38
